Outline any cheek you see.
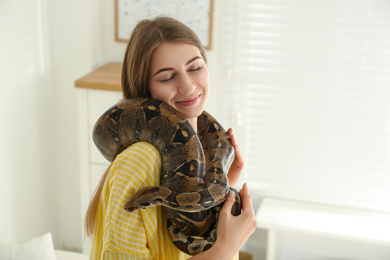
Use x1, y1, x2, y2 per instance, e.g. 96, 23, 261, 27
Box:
199, 69, 210, 93
148, 84, 160, 99
149, 84, 172, 103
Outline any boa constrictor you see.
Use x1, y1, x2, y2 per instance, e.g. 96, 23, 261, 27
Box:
92, 98, 241, 255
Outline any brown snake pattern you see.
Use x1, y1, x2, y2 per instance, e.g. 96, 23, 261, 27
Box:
92, 98, 241, 255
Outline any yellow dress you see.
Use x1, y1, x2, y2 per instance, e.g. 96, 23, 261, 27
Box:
90, 142, 239, 260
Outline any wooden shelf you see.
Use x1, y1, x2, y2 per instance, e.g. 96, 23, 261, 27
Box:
75, 62, 122, 92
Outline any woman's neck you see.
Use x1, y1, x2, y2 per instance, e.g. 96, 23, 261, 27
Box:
188, 118, 197, 133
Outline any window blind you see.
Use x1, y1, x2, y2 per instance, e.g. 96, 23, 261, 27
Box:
215, 0, 390, 212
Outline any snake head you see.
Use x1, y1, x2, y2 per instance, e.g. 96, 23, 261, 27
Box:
124, 201, 153, 212
124, 186, 173, 212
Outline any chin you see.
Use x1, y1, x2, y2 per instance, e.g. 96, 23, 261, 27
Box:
186, 107, 205, 119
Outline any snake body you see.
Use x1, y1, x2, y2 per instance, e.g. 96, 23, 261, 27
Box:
92, 98, 241, 255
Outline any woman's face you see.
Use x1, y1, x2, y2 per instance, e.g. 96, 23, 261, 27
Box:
148, 42, 209, 124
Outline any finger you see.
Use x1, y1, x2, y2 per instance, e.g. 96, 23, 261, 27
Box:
227, 128, 243, 160
221, 191, 235, 213
240, 183, 255, 214
227, 128, 233, 141
227, 128, 237, 144
232, 145, 244, 169
233, 145, 243, 163
231, 134, 242, 154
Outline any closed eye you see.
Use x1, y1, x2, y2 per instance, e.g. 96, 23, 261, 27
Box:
189, 67, 202, 72
159, 67, 201, 82
160, 75, 175, 82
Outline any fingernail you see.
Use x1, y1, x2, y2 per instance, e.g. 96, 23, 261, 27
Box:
229, 191, 235, 197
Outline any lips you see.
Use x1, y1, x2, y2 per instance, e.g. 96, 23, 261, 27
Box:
176, 95, 201, 107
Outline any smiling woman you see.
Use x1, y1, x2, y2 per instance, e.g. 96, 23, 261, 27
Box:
85, 16, 257, 260
148, 42, 210, 131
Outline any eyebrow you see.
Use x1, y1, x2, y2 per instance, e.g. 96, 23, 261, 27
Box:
152, 56, 202, 77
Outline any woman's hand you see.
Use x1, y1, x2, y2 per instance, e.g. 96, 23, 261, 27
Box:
227, 128, 244, 187
215, 183, 257, 257
189, 183, 257, 260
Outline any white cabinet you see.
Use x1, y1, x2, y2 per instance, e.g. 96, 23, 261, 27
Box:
79, 88, 122, 193
255, 198, 390, 260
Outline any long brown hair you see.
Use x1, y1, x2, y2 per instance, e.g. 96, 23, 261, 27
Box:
85, 16, 207, 236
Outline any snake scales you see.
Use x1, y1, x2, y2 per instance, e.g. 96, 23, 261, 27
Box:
92, 98, 241, 255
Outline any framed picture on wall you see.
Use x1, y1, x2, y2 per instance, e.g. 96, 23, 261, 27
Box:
115, 0, 214, 49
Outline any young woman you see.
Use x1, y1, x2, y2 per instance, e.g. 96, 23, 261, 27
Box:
85, 17, 257, 260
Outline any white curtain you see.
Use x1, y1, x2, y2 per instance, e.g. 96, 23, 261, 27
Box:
215, 0, 390, 212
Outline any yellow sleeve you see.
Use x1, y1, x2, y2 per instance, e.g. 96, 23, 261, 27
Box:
90, 142, 157, 259
89, 141, 239, 260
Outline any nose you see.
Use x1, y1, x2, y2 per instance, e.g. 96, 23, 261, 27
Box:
177, 74, 195, 94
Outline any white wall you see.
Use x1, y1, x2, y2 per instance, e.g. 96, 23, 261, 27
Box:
99, 0, 126, 63
0, 0, 104, 251
0, 0, 57, 245
47, 0, 102, 251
